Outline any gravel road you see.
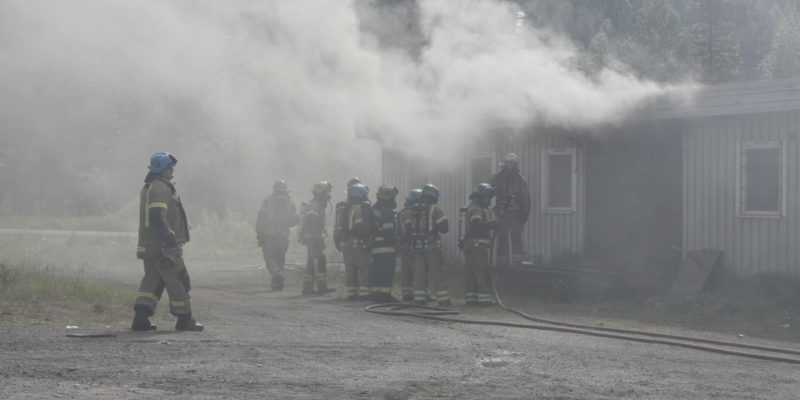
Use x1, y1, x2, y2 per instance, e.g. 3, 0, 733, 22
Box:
1, 263, 799, 399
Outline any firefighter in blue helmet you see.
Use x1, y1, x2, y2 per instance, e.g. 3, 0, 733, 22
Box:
132, 152, 203, 332
368, 185, 400, 303
462, 183, 498, 306
406, 184, 451, 306
397, 188, 422, 301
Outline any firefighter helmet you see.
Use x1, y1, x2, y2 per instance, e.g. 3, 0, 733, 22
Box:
347, 177, 362, 188
148, 152, 177, 173
376, 185, 399, 200
347, 183, 369, 199
470, 183, 495, 199
421, 184, 439, 202
406, 188, 423, 202
312, 181, 332, 195
273, 180, 289, 193
502, 152, 520, 169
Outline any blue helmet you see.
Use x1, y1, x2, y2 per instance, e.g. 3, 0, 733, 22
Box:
347, 183, 369, 199
470, 183, 495, 199
148, 152, 177, 173
421, 184, 439, 202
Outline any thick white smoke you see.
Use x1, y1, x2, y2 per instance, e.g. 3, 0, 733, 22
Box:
0, 0, 664, 213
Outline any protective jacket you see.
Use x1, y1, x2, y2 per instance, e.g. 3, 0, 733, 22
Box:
137, 176, 189, 259
405, 202, 448, 251
344, 200, 371, 249
300, 198, 327, 242
462, 201, 497, 252
370, 200, 397, 255
256, 192, 298, 242
489, 170, 530, 219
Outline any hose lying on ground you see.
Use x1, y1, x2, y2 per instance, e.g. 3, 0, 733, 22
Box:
366, 232, 800, 364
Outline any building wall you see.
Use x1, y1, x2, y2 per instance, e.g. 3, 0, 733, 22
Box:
496, 129, 585, 263
683, 111, 800, 276
382, 129, 585, 263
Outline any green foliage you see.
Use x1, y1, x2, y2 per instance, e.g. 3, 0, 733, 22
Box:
688, 0, 742, 83
760, 10, 800, 79
0, 263, 130, 307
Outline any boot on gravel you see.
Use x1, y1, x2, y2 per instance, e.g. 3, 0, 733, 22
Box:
175, 316, 204, 332
402, 294, 414, 302
271, 274, 285, 291
438, 300, 452, 307
316, 287, 336, 295
131, 314, 157, 331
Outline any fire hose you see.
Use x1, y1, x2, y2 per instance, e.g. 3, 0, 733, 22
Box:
367, 228, 800, 365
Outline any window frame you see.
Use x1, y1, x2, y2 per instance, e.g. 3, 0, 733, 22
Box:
736, 140, 785, 219
467, 152, 496, 192
542, 148, 577, 214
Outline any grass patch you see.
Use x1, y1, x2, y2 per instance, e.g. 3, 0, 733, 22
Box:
0, 262, 135, 324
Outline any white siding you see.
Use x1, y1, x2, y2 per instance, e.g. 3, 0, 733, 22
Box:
683, 111, 800, 276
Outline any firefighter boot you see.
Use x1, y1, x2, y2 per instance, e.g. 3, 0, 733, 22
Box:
131, 305, 157, 331
438, 300, 453, 307
316, 285, 336, 295
402, 294, 414, 302
271, 273, 285, 291
175, 315, 204, 332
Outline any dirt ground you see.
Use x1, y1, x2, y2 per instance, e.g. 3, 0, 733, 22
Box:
2, 258, 800, 400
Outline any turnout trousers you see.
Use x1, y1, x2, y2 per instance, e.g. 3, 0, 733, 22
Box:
464, 245, 493, 304
399, 249, 415, 301
303, 237, 330, 292
343, 246, 371, 299
369, 252, 396, 300
134, 248, 192, 316
496, 217, 525, 257
261, 233, 289, 278
413, 249, 449, 305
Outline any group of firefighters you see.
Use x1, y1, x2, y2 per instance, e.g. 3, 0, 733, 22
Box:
131, 151, 529, 332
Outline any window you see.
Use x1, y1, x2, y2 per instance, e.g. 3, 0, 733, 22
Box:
543, 148, 577, 213
738, 141, 784, 217
469, 153, 495, 189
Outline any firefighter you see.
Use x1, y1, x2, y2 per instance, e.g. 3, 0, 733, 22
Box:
462, 183, 498, 306
255, 180, 299, 291
397, 188, 422, 302
410, 184, 451, 307
132, 152, 203, 332
368, 184, 399, 303
489, 153, 531, 259
340, 183, 372, 300
299, 181, 335, 295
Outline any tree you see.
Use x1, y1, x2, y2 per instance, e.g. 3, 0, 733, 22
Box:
760, 7, 800, 79
688, 0, 742, 83
619, 0, 689, 82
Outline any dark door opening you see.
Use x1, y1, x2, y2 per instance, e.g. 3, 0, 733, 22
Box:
584, 129, 682, 276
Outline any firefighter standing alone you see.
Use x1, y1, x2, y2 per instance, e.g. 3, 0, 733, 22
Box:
132, 152, 203, 332
489, 153, 531, 259
255, 180, 299, 291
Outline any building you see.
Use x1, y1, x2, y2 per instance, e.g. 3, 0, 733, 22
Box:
383, 77, 800, 278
